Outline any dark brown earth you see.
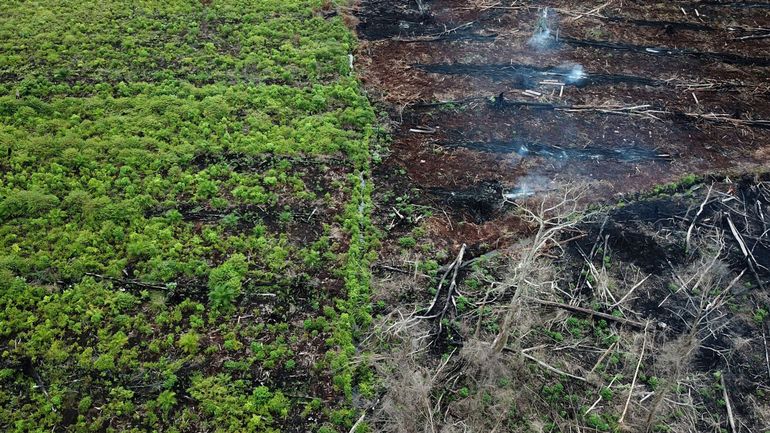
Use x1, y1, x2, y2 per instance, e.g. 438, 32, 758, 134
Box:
355, 0, 770, 248
353, 2, 770, 432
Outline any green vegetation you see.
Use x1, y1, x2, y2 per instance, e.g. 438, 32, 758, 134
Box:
0, 0, 375, 431
650, 173, 700, 196
754, 307, 768, 324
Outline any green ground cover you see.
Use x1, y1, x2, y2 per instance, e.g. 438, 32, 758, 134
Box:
0, 1, 376, 431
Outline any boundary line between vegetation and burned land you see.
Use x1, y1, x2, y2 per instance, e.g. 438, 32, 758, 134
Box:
327, 6, 381, 428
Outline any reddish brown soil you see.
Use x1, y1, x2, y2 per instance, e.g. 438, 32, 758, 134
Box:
355, 5, 770, 431
356, 0, 770, 250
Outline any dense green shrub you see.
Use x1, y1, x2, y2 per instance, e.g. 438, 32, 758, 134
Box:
0, 0, 376, 431
208, 253, 248, 312
0, 189, 61, 221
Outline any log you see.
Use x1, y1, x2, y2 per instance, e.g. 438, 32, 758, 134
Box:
530, 298, 646, 329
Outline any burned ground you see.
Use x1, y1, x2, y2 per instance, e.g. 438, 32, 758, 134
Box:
358, 0, 770, 274
356, 1, 770, 432
367, 165, 770, 433
356, 0, 770, 219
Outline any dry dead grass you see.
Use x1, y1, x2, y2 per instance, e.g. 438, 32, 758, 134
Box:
365, 180, 770, 432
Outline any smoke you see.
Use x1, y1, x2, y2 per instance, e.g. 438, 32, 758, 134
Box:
504, 174, 554, 200
528, 8, 559, 50
564, 64, 585, 84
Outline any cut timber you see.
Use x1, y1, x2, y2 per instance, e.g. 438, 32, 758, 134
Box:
409, 126, 437, 134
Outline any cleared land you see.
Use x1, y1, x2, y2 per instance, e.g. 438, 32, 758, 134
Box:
357, 1, 770, 432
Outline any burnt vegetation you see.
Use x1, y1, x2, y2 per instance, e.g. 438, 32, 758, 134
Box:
368, 177, 770, 432
358, 0, 770, 432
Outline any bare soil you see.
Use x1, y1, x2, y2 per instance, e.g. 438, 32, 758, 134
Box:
356, 0, 770, 231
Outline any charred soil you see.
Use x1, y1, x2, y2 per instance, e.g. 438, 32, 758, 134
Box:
356, 1, 770, 432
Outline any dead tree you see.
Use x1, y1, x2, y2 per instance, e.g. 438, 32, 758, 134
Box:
492, 187, 586, 352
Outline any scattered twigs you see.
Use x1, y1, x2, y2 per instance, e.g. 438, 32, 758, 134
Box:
590, 341, 617, 373
438, 249, 500, 274
686, 184, 714, 251
504, 346, 589, 383
685, 112, 770, 129
620, 325, 647, 426
577, 245, 617, 304
568, 0, 613, 22
348, 397, 381, 433
392, 21, 479, 43
611, 274, 651, 308
586, 374, 618, 415
647, 236, 732, 430
577, 216, 608, 292
560, 36, 770, 67
522, 89, 542, 98
493, 187, 587, 352
417, 244, 467, 320
419, 264, 454, 317
560, 104, 666, 121
726, 214, 749, 257
415, 0, 425, 13
374, 264, 413, 275
764, 326, 770, 382
349, 411, 367, 433
726, 214, 766, 290
720, 373, 737, 433
416, 95, 770, 130
523, 352, 588, 382
673, 78, 749, 91
530, 298, 645, 329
